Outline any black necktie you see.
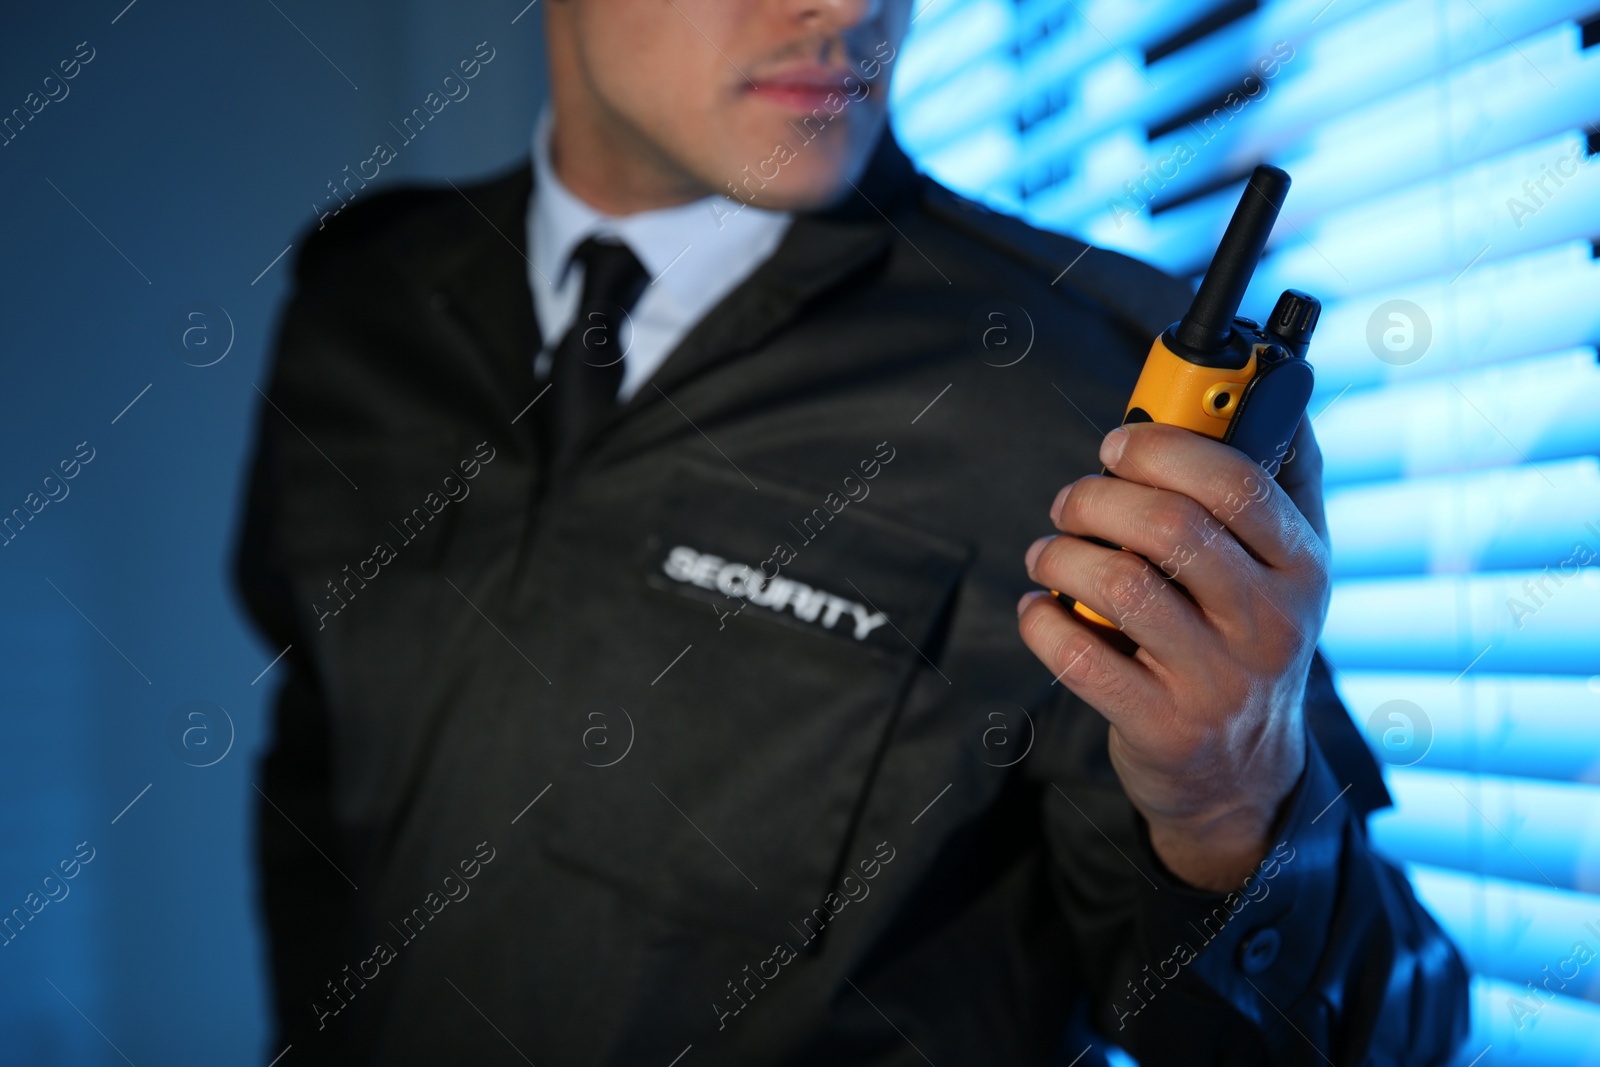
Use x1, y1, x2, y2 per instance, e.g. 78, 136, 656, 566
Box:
547, 236, 649, 461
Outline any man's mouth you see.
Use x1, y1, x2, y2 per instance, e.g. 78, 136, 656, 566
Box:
745, 66, 865, 112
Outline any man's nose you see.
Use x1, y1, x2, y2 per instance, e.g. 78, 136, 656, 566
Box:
781, 0, 883, 34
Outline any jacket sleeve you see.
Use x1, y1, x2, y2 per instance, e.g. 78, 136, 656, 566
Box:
1032, 649, 1471, 1065
234, 286, 358, 1058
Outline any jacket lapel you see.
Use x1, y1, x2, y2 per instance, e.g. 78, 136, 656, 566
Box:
427, 163, 544, 458
627, 131, 922, 411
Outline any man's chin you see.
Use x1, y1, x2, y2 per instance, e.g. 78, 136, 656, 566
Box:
727, 180, 848, 213
710, 145, 875, 214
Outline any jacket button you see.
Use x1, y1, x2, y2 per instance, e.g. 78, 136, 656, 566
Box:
1238, 927, 1281, 974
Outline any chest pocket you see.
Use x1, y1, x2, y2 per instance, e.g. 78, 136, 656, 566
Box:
534, 457, 971, 942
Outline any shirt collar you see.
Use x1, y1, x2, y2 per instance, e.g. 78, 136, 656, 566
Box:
528, 107, 791, 309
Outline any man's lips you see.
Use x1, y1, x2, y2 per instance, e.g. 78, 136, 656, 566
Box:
745, 67, 864, 111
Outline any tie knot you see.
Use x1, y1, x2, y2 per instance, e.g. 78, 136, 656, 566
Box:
571, 235, 649, 318
543, 236, 648, 463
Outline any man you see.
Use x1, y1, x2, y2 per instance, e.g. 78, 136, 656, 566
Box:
236, 0, 1469, 1063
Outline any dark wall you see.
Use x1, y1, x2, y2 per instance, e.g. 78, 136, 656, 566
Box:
0, 4, 546, 1062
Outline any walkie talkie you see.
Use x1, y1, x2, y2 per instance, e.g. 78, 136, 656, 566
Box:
1069, 164, 1321, 635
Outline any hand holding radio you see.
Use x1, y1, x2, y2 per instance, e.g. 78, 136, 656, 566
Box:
1016, 167, 1333, 891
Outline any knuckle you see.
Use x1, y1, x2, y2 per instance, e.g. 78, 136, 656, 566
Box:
1304, 545, 1332, 596
1078, 643, 1135, 702
1147, 496, 1205, 554
1274, 516, 1331, 584
1213, 468, 1273, 522
1302, 526, 1334, 577
1297, 551, 1333, 628
1246, 591, 1307, 662
1259, 621, 1298, 663
1101, 554, 1161, 622
1053, 630, 1101, 685
1020, 601, 1131, 697
1024, 608, 1085, 676
1193, 513, 1228, 551
1137, 421, 1184, 452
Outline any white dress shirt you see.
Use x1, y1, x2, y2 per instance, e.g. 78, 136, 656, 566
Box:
526, 110, 793, 402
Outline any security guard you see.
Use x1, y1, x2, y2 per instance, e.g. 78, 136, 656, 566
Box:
236, 1, 1469, 1064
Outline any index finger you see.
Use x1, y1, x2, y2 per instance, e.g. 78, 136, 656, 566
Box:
1099, 422, 1324, 573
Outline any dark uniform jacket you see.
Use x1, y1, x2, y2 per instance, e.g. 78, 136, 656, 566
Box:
236, 130, 1470, 1066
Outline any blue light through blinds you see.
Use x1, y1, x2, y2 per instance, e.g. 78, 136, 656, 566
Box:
892, 1, 1600, 1063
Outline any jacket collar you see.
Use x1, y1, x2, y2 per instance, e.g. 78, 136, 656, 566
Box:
427, 164, 543, 446
429, 127, 923, 457
642, 131, 919, 401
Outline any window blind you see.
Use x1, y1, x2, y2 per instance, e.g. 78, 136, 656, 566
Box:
892, 1, 1600, 1062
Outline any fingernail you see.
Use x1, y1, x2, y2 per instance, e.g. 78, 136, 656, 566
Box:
1050, 483, 1073, 524
1025, 536, 1053, 575
1100, 427, 1129, 468
1016, 590, 1045, 616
